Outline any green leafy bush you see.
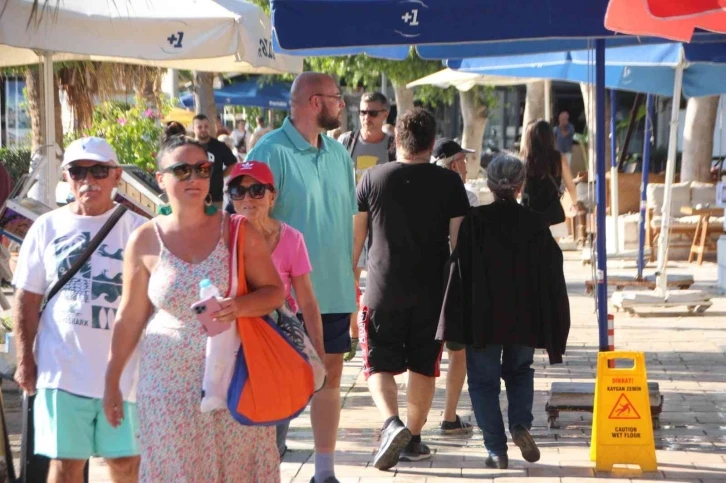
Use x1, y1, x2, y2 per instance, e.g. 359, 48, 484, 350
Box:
0, 148, 31, 185
81, 97, 170, 172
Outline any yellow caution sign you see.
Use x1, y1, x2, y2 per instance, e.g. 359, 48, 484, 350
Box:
590, 351, 657, 472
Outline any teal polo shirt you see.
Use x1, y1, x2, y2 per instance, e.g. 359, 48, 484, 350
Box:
246, 117, 357, 314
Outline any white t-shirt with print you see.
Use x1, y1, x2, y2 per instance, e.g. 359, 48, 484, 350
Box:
12, 205, 146, 402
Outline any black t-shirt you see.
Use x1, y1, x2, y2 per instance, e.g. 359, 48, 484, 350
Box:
357, 162, 470, 310
204, 138, 237, 202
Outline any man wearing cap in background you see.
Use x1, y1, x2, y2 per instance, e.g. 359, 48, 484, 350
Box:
13, 137, 147, 483
430, 138, 480, 437
432, 138, 480, 207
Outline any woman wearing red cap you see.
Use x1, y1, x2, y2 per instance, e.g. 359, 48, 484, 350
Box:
226, 160, 325, 458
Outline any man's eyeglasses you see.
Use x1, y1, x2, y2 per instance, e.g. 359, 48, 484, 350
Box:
227, 183, 273, 201
161, 161, 213, 181
310, 93, 343, 102
360, 109, 387, 118
66, 165, 117, 181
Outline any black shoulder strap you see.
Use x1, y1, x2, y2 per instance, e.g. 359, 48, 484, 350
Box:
343, 130, 360, 158
42, 205, 128, 312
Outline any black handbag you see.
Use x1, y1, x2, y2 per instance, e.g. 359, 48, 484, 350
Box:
16, 205, 127, 483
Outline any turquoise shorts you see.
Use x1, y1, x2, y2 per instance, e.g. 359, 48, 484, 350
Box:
34, 388, 140, 460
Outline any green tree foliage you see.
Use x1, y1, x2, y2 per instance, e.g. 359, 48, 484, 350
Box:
78, 97, 172, 171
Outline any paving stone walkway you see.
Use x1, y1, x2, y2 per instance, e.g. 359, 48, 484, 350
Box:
17, 254, 726, 481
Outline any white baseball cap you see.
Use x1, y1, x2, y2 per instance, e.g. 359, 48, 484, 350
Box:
62, 137, 119, 167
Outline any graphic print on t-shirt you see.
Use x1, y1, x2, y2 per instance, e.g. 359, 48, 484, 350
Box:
356, 155, 378, 182
53, 231, 125, 330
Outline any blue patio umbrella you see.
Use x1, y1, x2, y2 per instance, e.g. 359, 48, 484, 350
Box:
270, 0, 723, 60
180, 79, 292, 109
447, 41, 726, 98
271, 0, 617, 51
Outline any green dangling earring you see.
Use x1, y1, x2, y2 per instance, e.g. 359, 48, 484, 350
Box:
205, 194, 218, 216
157, 192, 172, 216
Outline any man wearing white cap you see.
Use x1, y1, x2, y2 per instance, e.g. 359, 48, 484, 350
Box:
12, 137, 146, 483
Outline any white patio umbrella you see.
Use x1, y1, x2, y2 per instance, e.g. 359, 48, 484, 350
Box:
407, 69, 537, 90
407, 69, 553, 123
0, 0, 303, 205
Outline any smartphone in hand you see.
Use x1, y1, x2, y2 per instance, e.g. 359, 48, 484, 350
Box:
190, 297, 230, 336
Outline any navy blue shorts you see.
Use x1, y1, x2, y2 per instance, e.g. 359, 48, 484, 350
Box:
298, 313, 352, 354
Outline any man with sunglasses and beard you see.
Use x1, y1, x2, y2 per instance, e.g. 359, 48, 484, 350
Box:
338, 92, 394, 362
13, 137, 147, 483
192, 114, 238, 210
246, 72, 356, 483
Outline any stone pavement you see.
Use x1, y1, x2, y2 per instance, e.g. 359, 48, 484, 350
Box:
16, 254, 726, 481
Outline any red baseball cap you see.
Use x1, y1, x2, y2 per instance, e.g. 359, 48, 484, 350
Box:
226, 161, 275, 186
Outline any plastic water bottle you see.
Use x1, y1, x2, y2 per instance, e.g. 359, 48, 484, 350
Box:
199, 278, 220, 302
200, 278, 239, 413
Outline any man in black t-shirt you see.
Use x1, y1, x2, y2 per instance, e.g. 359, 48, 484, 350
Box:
192, 114, 237, 208
353, 109, 469, 470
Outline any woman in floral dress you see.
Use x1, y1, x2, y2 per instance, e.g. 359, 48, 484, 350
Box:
103, 135, 285, 482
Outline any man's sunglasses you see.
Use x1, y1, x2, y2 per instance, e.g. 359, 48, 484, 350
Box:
66, 165, 117, 181
228, 183, 273, 201
161, 161, 213, 181
360, 109, 387, 118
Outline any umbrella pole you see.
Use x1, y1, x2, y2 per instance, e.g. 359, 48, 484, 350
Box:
610, 89, 619, 254
42, 53, 58, 208
595, 40, 609, 351
655, 57, 685, 296
637, 94, 654, 280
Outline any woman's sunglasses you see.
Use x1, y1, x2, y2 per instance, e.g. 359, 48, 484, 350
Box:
66, 165, 116, 181
228, 183, 273, 201
161, 161, 213, 181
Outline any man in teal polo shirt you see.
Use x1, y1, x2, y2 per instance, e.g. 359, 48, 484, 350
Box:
246, 72, 356, 483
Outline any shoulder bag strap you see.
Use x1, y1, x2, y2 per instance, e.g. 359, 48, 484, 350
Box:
346, 130, 360, 158
42, 205, 128, 313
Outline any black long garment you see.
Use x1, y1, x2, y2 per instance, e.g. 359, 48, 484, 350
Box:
437, 199, 571, 364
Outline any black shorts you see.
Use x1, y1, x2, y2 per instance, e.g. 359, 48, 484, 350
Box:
358, 304, 443, 379
298, 313, 352, 354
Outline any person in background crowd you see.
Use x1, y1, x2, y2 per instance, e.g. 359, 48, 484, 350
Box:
338, 92, 395, 363
439, 154, 570, 470
13, 137, 146, 483
215, 115, 231, 136
249, 115, 273, 150
226, 161, 325, 458
164, 121, 187, 139
104, 135, 284, 482
192, 114, 237, 210
232, 119, 252, 156
520, 120, 577, 227
553, 111, 574, 166
432, 138, 479, 207
246, 72, 357, 483
429, 137, 478, 436
354, 109, 469, 470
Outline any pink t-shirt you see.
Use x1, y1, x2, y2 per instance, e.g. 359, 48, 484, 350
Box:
271, 222, 313, 313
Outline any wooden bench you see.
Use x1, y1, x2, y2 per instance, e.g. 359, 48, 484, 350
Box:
545, 381, 663, 430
